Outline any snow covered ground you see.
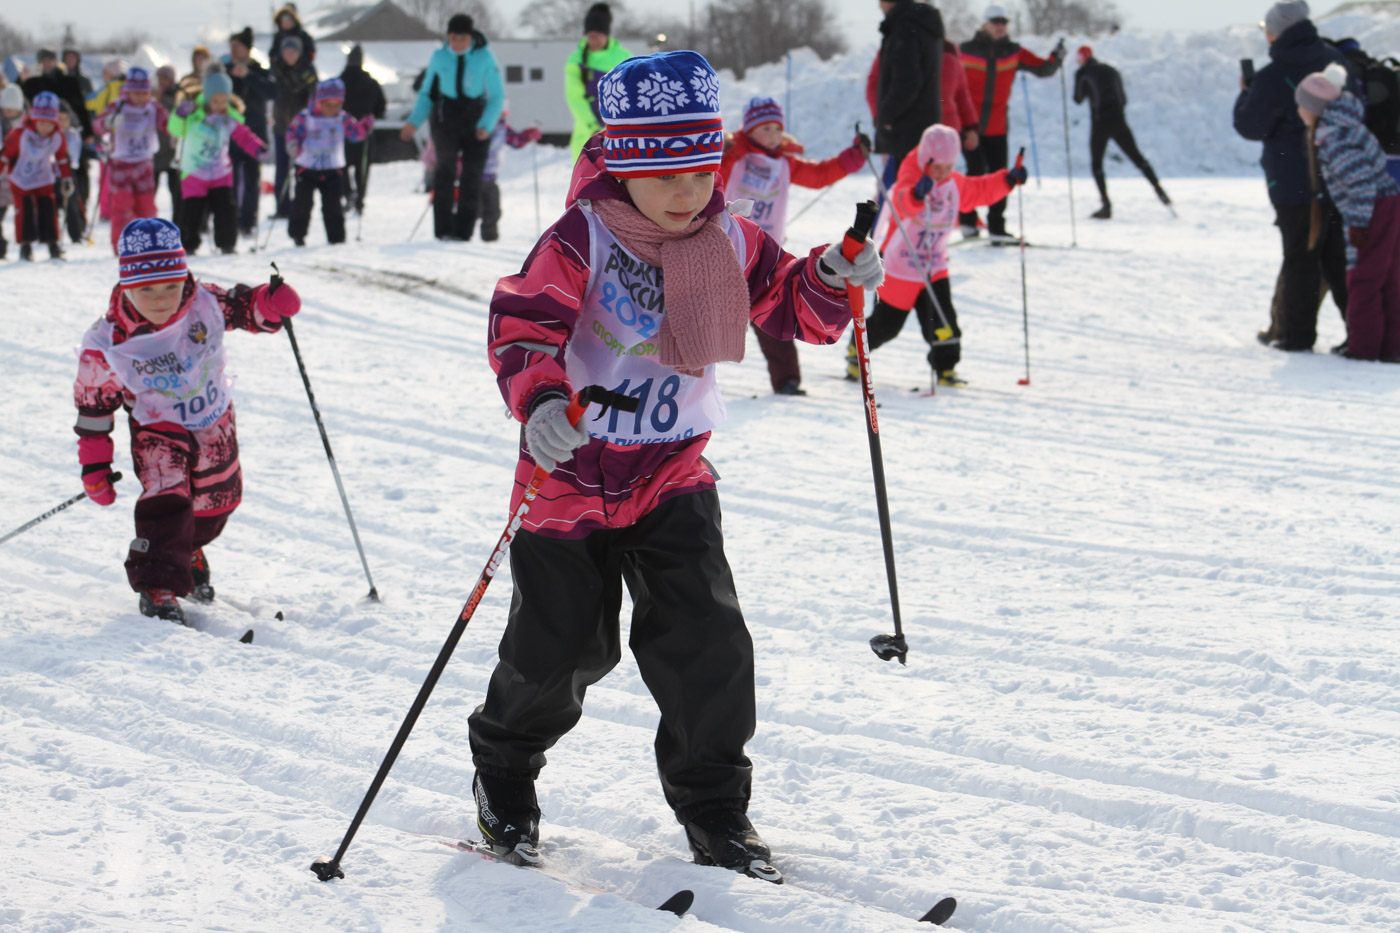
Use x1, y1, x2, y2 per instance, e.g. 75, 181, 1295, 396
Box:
2, 145, 1399, 933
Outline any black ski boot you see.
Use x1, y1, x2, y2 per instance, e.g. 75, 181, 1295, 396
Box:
1154, 184, 1172, 206
1091, 201, 1112, 220
682, 806, 781, 883
139, 589, 186, 624
48, 241, 65, 260
20, 242, 34, 261
473, 772, 542, 866
190, 548, 215, 603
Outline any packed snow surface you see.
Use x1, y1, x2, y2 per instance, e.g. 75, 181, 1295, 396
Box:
3, 35, 1400, 930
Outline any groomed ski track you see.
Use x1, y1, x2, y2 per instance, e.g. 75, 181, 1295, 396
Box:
2, 153, 1398, 932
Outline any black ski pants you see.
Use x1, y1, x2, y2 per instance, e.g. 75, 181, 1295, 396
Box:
431, 99, 490, 240
179, 185, 237, 254
1273, 201, 1348, 350
344, 138, 371, 213
231, 146, 262, 232
959, 134, 1010, 236
480, 178, 501, 240
288, 168, 346, 244
864, 278, 961, 373
468, 490, 756, 819
1089, 115, 1159, 204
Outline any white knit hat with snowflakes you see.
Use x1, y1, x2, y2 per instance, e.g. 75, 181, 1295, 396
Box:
596, 50, 724, 178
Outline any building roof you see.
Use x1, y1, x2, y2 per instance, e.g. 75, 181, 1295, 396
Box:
315, 0, 440, 42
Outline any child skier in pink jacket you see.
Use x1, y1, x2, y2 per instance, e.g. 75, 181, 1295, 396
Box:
94, 68, 169, 253
469, 51, 882, 880
846, 123, 1026, 387
0, 91, 72, 261
285, 78, 373, 246
74, 218, 301, 624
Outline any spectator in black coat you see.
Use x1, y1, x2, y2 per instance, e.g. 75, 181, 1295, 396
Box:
153, 65, 182, 219
226, 26, 276, 235
271, 36, 318, 217
271, 5, 316, 63
63, 49, 93, 98
1073, 46, 1169, 219
22, 48, 93, 142
874, 0, 944, 195
1234, 1, 1352, 351
340, 45, 386, 214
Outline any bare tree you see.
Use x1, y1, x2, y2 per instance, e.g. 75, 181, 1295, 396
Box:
938, 0, 982, 43
1020, 0, 1120, 35
692, 0, 846, 79
0, 15, 35, 61
514, 0, 636, 39
400, 0, 501, 37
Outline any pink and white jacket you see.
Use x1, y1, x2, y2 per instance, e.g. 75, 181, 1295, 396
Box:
489, 137, 853, 538
73, 278, 285, 470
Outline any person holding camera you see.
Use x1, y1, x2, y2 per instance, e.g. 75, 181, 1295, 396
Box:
1234, 1, 1351, 351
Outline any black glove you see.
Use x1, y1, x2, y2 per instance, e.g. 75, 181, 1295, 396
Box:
1052, 38, 1067, 60
854, 131, 872, 155
1006, 166, 1029, 187
913, 175, 934, 200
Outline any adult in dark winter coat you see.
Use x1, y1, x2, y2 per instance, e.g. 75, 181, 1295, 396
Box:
1234, 1, 1351, 351
271, 36, 318, 217
226, 27, 277, 235
340, 45, 386, 214
22, 48, 93, 142
63, 49, 94, 99
958, 4, 1063, 239
270, 5, 316, 64
1073, 46, 1169, 219
153, 65, 182, 219
874, 0, 944, 193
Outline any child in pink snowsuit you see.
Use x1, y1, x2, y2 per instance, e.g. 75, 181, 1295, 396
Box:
94, 67, 168, 253
73, 218, 302, 625
0, 91, 72, 261
850, 123, 1026, 386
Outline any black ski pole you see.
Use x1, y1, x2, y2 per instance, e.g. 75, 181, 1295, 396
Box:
840, 202, 909, 665
354, 134, 371, 243
272, 264, 378, 601
1059, 58, 1078, 248
408, 192, 432, 242
1, 473, 123, 547
260, 170, 295, 251
1015, 149, 1032, 386
310, 386, 638, 882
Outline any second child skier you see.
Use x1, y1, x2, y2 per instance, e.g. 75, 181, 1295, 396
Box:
479, 111, 542, 241
0, 91, 72, 261
95, 67, 169, 253
470, 51, 883, 880
285, 78, 374, 246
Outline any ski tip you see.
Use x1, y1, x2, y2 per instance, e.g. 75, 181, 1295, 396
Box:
657, 889, 694, 916
920, 897, 957, 925
239, 629, 254, 644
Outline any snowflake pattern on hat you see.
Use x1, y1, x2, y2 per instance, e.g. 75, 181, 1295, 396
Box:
118, 218, 188, 289
689, 67, 720, 110
636, 71, 689, 116
599, 71, 630, 118
597, 51, 725, 177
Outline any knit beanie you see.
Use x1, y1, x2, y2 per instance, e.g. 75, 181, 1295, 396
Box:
1263, 1, 1309, 36
917, 124, 961, 167
447, 13, 474, 35
597, 50, 724, 177
1077, 45, 1093, 65
584, 3, 612, 35
232, 26, 255, 50
1295, 63, 1347, 116
315, 78, 345, 103
30, 91, 61, 122
123, 67, 151, 96
156, 64, 176, 83
118, 218, 188, 289
0, 84, 23, 111
742, 96, 784, 133
283, 36, 303, 55
203, 69, 232, 98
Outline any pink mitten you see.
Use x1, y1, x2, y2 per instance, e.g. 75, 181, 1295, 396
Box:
254, 283, 301, 323
83, 465, 117, 506
358, 114, 375, 135
522, 127, 543, 144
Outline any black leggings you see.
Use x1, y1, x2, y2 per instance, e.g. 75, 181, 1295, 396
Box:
1090, 116, 1159, 203
959, 134, 1010, 235
863, 277, 961, 373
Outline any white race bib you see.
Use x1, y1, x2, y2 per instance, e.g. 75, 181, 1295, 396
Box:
10, 127, 64, 191
875, 178, 961, 282
111, 102, 159, 163
295, 113, 347, 170
725, 151, 791, 243
179, 113, 238, 181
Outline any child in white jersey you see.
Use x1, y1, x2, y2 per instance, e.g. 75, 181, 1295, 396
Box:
0, 91, 72, 261
285, 79, 374, 246
719, 96, 868, 394
73, 218, 303, 624
94, 68, 169, 253
479, 112, 542, 241
0, 83, 22, 259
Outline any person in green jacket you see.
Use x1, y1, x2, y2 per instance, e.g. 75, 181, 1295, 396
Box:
565, 3, 632, 159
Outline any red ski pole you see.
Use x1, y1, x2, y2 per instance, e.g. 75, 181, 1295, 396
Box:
310, 385, 638, 882
842, 201, 908, 665
1014, 148, 1032, 386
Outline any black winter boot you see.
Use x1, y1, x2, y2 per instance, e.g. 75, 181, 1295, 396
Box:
473, 772, 541, 865
1091, 202, 1112, 220
682, 806, 781, 882
190, 548, 215, 603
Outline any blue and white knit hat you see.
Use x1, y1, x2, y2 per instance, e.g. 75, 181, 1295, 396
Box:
30, 91, 61, 122
315, 78, 345, 103
597, 50, 724, 178
118, 218, 188, 289
742, 96, 783, 133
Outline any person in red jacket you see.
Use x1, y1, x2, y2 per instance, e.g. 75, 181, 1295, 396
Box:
0, 91, 71, 261
959, 3, 1063, 240
719, 96, 868, 394
866, 42, 980, 196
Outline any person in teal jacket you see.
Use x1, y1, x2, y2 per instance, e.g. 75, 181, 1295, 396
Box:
565, 3, 632, 158
398, 13, 504, 240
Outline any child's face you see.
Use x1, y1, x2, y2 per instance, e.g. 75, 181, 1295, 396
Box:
126, 90, 151, 107
35, 119, 57, 136
126, 281, 185, 325
206, 93, 229, 114
281, 47, 300, 66
320, 98, 343, 117
747, 121, 783, 151
928, 161, 955, 183
623, 171, 715, 232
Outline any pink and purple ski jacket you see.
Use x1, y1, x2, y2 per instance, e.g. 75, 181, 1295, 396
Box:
488, 140, 854, 538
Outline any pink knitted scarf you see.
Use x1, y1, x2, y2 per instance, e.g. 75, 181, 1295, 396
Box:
591, 197, 750, 376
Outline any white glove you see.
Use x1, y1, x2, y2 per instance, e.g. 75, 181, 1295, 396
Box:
818, 239, 884, 292
525, 397, 589, 472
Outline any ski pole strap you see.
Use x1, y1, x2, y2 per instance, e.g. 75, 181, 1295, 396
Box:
570, 385, 640, 426
842, 200, 879, 263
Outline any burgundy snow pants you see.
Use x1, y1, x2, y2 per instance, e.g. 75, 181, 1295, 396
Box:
751, 324, 802, 392
1345, 195, 1400, 361
125, 405, 242, 594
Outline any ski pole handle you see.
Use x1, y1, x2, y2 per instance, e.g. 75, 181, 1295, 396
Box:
842, 200, 879, 264
1015, 148, 1026, 171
